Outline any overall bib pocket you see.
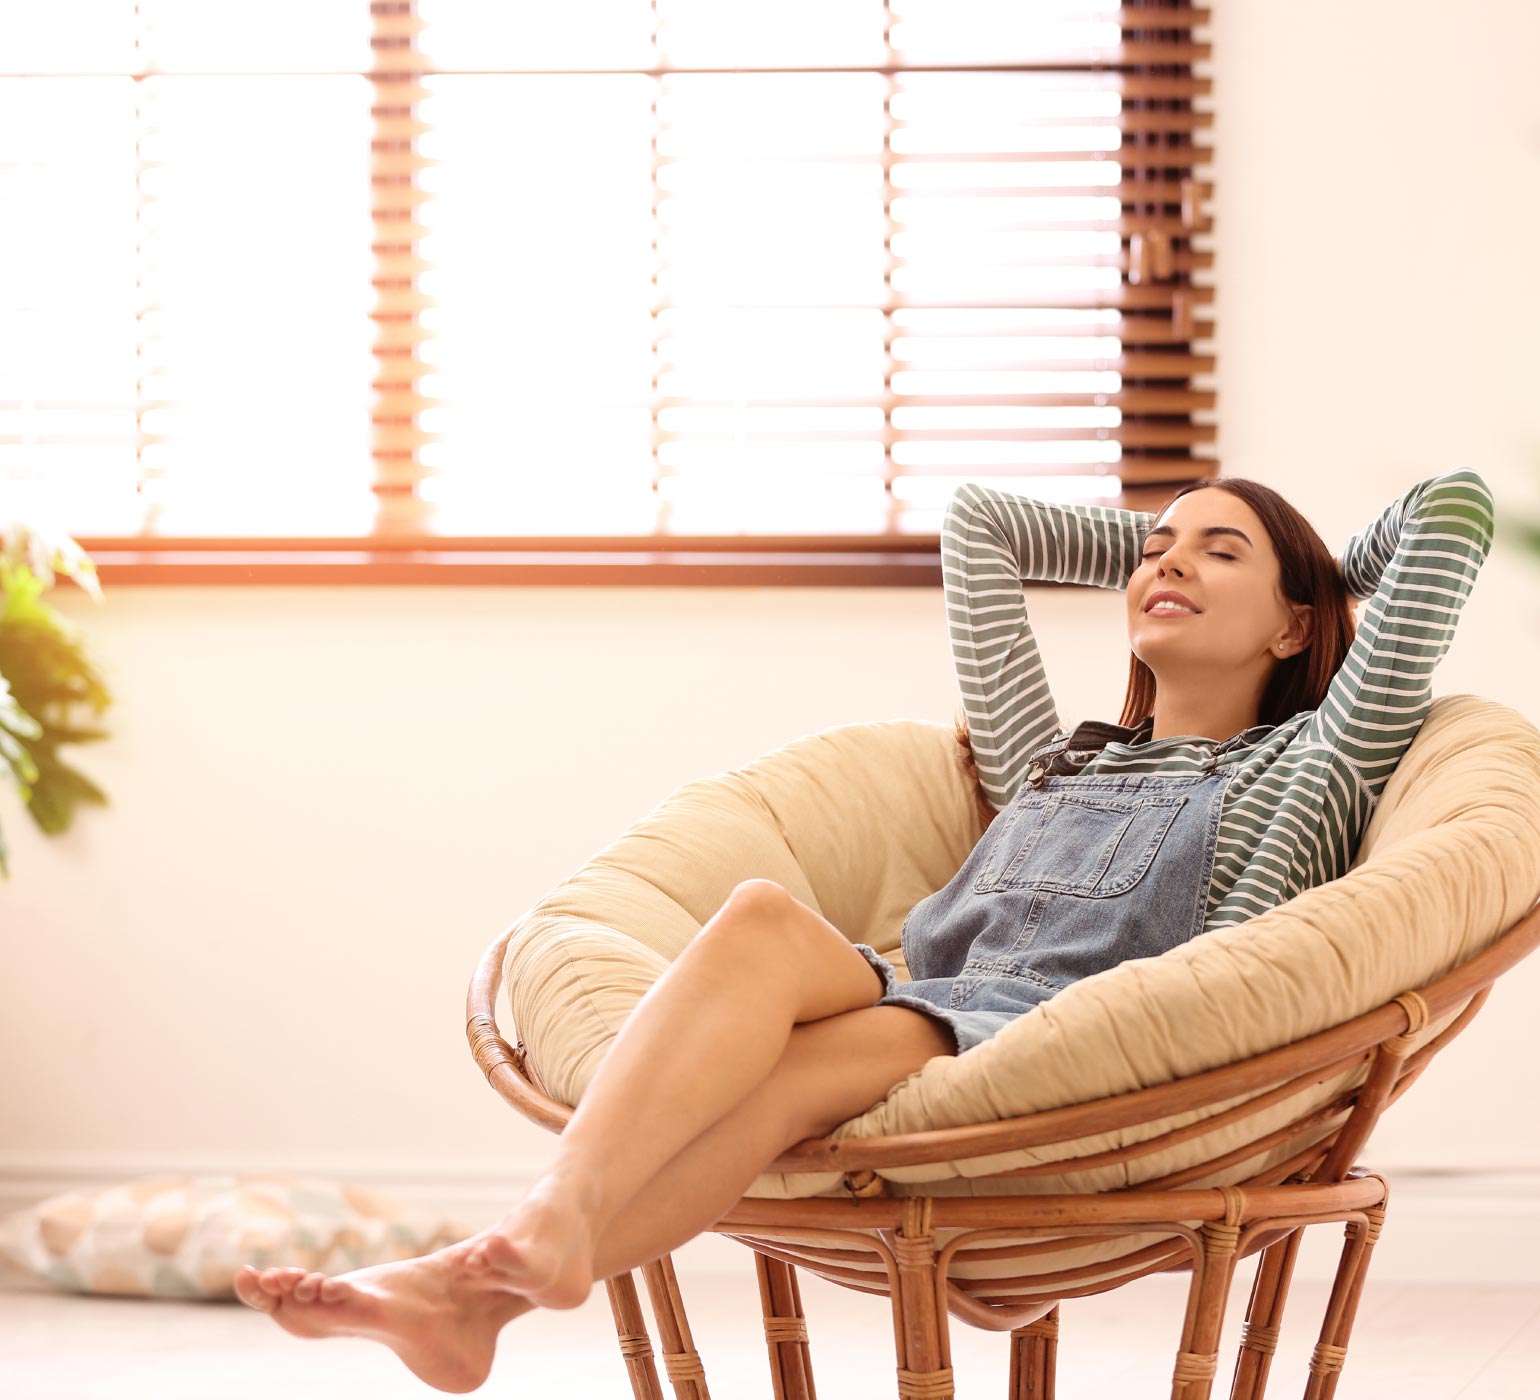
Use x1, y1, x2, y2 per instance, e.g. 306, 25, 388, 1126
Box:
971, 790, 1188, 898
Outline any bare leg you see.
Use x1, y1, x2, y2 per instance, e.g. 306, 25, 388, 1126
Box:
520, 998, 957, 1306
235, 1002, 955, 1393
234, 883, 955, 1391
467, 879, 896, 1304
551, 884, 889, 1209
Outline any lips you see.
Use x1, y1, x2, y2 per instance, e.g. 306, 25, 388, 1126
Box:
1144, 589, 1200, 614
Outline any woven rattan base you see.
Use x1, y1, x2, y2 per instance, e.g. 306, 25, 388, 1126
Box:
599, 1170, 1388, 1400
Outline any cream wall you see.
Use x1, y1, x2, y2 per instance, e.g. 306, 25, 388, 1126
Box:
3, 1, 1540, 1233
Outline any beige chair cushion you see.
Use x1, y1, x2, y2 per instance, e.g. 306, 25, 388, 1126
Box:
503, 695, 1540, 1287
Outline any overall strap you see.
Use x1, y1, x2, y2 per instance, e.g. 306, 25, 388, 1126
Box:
1024, 716, 1151, 788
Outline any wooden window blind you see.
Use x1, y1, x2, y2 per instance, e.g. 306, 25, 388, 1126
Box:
0, 1, 1214, 586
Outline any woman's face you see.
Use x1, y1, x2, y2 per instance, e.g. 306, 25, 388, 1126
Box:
1125, 488, 1314, 676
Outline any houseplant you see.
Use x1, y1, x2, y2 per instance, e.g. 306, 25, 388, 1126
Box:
0, 519, 112, 880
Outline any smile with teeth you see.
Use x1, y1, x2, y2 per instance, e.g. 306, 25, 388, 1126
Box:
1147, 601, 1198, 616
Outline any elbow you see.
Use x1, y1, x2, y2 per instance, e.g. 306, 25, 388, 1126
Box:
1437, 469, 1498, 559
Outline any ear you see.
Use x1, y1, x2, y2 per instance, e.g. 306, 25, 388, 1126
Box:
1280, 602, 1315, 656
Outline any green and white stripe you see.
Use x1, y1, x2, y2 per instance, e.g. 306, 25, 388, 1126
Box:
940, 468, 1495, 932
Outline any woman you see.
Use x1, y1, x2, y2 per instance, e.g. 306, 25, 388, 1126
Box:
234, 467, 1495, 1393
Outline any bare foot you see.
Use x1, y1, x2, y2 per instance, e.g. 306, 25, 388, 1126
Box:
458, 1175, 597, 1310
233, 1246, 532, 1394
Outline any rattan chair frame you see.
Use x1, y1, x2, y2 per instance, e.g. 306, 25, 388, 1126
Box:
467, 893, 1540, 1400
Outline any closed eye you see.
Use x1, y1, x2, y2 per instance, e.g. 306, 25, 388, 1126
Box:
1140, 551, 1235, 561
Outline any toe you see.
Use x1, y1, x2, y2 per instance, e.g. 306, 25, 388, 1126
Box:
294, 1273, 320, 1303
234, 1267, 277, 1313
319, 1276, 351, 1303
261, 1267, 305, 1295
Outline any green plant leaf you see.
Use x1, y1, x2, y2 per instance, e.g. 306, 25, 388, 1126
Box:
29, 721, 111, 746
1497, 514, 1540, 556
0, 618, 112, 717
23, 742, 110, 834
0, 552, 113, 878
0, 672, 43, 799
0, 518, 104, 603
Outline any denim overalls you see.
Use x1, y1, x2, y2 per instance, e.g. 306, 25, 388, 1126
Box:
853, 719, 1246, 1054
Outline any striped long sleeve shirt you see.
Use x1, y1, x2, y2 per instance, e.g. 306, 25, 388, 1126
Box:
940, 468, 1496, 932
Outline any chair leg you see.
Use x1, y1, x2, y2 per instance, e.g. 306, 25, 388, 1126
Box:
1170, 1216, 1244, 1400
755, 1251, 817, 1400
1227, 1229, 1304, 1400
606, 1271, 666, 1400
890, 1200, 955, 1400
640, 1253, 712, 1400
1302, 1195, 1387, 1400
1008, 1305, 1059, 1400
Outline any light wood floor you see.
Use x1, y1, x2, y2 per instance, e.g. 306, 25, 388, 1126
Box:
3, 1250, 1540, 1400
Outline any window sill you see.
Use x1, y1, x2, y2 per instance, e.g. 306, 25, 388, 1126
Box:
73, 540, 950, 587
62, 485, 1173, 585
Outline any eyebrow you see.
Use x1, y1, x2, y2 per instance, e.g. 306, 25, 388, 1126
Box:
1143, 524, 1254, 548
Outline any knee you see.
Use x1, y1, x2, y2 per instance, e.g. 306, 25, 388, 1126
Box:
725, 879, 792, 916
700, 880, 798, 962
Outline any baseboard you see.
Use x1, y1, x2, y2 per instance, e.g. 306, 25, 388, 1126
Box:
1, 1151, 1536, 1286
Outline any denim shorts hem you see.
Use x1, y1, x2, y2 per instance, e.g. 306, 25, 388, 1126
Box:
851, 942, 1020, 1056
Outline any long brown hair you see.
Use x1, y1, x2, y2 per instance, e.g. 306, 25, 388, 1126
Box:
953, 707, 1000, 832
954, 478, 1357, 828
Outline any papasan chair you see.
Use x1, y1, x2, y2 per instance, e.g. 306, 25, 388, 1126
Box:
467, 692, 1540, 1400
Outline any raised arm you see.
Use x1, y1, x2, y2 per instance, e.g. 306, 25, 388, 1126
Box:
941, 482, 1154, 810
1313, 467, 1495, 799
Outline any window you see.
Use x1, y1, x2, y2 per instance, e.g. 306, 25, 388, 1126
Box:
0, 0, 1215, 585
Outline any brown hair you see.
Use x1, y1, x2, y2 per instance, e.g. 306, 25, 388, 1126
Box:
953, 478, 1358, 827
953, 706, 1000, 832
